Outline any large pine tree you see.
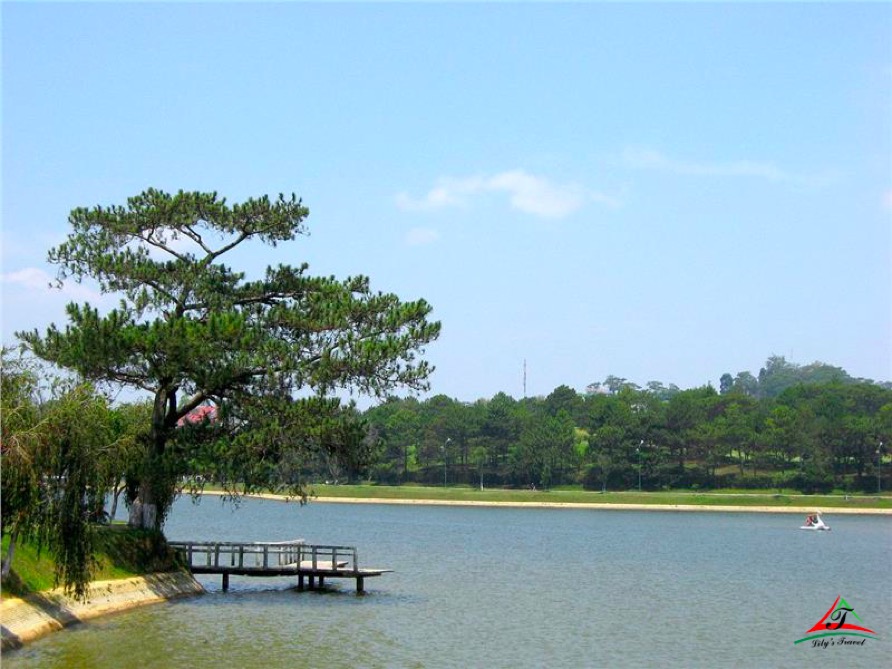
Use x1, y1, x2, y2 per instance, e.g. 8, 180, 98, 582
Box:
21, 189, 440, 529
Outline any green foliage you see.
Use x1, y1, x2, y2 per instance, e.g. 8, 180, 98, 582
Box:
19, 189, 440, 530
183, 395, 376, 497
718, 355, 856, 399
361, 369, 891, 493
92, 526, 183, 575
1, 349, 121, 599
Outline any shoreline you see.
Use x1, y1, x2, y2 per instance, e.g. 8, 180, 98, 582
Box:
1, 571, 203, 651
222, 491, 892, 515
314, 497, 892, 514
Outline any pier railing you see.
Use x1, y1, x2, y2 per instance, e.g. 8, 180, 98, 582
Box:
168, 540, 360, 573
168, 539, 386, 593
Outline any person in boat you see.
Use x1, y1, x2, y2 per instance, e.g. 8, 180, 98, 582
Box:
805, 514, 815, 526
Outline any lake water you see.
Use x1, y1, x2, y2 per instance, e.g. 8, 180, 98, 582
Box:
5, 497, 890, 668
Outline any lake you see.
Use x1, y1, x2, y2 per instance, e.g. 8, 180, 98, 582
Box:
4, 496, 890, 668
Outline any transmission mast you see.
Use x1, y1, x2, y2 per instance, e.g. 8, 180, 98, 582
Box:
523, 359, 527, 398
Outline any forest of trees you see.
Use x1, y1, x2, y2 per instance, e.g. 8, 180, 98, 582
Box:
354, 357, 892, 494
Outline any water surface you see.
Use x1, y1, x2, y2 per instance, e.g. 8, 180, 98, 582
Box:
5, 497, 890, 668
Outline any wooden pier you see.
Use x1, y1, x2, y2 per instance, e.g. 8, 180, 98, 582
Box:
168, 539, 390, 594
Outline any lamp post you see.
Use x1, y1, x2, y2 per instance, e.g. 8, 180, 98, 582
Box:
443, 438, 451, 488
637, 440, 643, 493
878, 442, 884, 494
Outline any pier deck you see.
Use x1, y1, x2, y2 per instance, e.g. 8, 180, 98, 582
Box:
168, 539, 390, 593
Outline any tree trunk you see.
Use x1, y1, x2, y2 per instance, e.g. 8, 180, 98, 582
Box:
1, 533, 16, 579
128, 480, 158, 530
127, 386, 173, 530
109, 484, 121, 522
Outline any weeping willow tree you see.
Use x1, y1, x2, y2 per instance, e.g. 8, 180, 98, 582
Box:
1, 350, 115, 599
19, 188, 441, 530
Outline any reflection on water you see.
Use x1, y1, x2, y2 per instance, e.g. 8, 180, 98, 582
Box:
5, 498, 891, 669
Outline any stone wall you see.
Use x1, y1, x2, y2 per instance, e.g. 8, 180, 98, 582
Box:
1, 571, 204, 650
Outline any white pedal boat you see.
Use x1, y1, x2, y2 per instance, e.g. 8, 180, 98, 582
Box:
800, 514, 831, 531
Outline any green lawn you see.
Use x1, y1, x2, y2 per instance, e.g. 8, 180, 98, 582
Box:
304, 483, 891, 510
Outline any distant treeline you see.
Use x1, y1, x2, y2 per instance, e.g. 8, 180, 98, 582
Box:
353, 357, 891, 493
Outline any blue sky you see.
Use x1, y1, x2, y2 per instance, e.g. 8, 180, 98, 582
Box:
2, 2, 890, 405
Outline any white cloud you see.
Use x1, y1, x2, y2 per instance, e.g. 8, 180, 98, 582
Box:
396, 170, 620, 219
1, 267, 104, 303
405, 228, 440, 246
396, 176, 484, 212
2, 267, 54, 290
621, 147, 819, 184
487, 170, 587, 218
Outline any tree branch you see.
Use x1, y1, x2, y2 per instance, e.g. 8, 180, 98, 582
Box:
181, 224, 212, 255
135, 230, 189, 262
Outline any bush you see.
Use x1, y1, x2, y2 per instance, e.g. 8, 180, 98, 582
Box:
580, 464, 635, 491
712, 473, 778, 490
770, 471, 800, 491
788, 470, 835, 495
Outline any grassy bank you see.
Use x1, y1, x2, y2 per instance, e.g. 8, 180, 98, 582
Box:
304, 484, 892, 510
1, 525, 183, 598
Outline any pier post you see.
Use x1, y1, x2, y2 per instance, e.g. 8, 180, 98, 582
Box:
356, 576, 364, 594
297, 574, 304, 591
222, 573, 230, 592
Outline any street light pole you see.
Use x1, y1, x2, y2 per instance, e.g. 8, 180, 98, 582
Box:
443, 438, 451, 488
637, 440, 643, 493
878, 441, 884, 494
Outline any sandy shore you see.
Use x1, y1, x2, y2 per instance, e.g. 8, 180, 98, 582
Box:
1, 571, 203, 651
231, 491, 892, 515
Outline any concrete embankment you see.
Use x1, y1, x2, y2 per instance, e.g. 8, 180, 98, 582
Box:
1, 571, 204, 650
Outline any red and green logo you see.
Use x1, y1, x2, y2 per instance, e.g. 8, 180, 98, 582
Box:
794, 595, 879, 646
